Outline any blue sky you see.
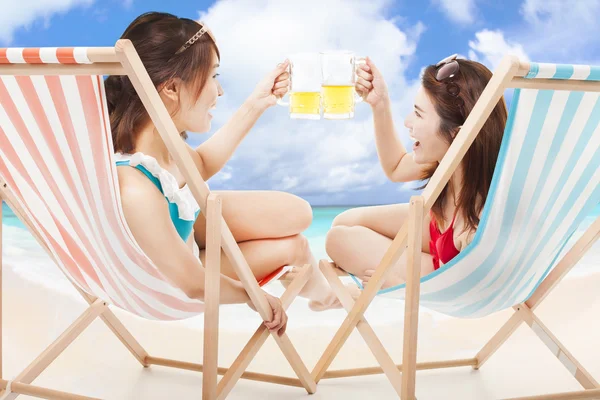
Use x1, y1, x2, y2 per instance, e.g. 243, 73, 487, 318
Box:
2, 0, 599, 205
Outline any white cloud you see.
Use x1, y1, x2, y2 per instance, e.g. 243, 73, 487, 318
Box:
192, 0, 423, 204
0, 0, 94, 44
468, 29, 530, 70
432, 0, 477, 24
517, 0, 600, 63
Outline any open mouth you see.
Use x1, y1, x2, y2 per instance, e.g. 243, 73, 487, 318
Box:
410, 134, 420, 149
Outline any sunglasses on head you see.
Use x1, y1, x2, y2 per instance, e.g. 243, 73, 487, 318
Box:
435, 54, 460, 81
435, 53, 464, 107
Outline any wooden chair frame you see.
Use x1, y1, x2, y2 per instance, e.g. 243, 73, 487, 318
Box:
311, 55, 600, 400
0, 40, 317, 400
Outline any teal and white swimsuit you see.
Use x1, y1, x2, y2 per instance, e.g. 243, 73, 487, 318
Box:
115, 152, 201, 245
115, 152, 294, 286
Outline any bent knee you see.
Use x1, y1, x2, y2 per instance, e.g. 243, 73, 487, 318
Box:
332, 208, 363, 228
286, 234, 312, 266
325, 226, 354, 259
294, 197, 313, 231
279, 193, 313, 233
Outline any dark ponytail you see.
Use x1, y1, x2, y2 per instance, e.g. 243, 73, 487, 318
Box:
105, 12, 219, 153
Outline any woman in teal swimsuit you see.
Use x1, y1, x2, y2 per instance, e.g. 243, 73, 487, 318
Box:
105, 12, 324, 336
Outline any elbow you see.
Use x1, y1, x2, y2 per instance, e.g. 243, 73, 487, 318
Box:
384, 168, 398, 182
383, 157, 403, 182
384, 167, 405, 183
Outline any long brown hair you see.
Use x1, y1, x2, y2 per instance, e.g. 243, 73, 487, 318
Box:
421, 59, 507, 234
105, 12, 220, 153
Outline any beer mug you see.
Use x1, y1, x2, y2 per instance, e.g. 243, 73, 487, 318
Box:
277, 53, 322, 119
320, 51, 366, 119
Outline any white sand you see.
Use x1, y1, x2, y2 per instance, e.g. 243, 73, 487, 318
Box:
3, 256, 600, 400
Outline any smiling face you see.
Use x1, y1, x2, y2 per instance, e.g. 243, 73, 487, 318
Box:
161, 48, 224, 134
179, 49, 224, 133
404, 86, 453, 164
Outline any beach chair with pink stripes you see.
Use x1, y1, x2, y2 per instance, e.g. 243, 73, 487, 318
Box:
0, 41, 316, 399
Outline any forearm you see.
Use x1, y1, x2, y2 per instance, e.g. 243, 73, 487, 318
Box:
195, 98, 265, 179
372, 97, 408, 179
218, 275, 251, 304
192, 272, 250, 305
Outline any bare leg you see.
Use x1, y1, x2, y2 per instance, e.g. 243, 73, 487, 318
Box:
198, 234, 313, 282
194, 190, 322, 303
194, 190, 313, 247
197, 231, 336, 309
326, 226, 434, 288
326, 204, 434, 288
331, 203, 431, 253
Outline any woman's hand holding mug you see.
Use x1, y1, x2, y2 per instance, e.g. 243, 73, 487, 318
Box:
355, 57, 389, 109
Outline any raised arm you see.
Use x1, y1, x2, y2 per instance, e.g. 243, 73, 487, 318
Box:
356, 58, 433, 182
189, 61, 290, 181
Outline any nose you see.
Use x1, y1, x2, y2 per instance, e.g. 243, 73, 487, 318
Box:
217, 81, 224, 97
404, 112, 413, 129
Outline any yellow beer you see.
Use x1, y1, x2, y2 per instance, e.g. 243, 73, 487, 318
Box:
322, 85, 355, 118
289, 92, 321, 118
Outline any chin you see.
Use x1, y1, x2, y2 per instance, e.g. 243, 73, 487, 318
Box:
412, 150, 437, 165
411, 152, 425, 164
190, 123, 211, 134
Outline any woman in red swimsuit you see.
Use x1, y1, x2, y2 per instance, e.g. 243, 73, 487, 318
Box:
324, 54, 508, 290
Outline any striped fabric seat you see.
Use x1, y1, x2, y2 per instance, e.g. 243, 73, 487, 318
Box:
0, 45, 319, 400
0, 47, 92, 64
352, 62, 600, 318
0, 48, 285, 321
0, 71, 206, 320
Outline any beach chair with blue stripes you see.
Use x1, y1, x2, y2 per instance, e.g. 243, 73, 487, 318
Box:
0, 41, 316, 400
313, 56, 600, 400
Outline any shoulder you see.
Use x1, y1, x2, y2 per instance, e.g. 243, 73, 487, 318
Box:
116, 165, 166, 213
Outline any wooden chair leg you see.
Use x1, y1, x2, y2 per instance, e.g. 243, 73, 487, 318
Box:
516, 303, 599, 389
271, 333, 316, 394
401, 196, 424, 400
474, 311, 522, 370
312, 224, 410, 383
3, 299, 107, 400
203, 194, 222, 400
0, 379, 101, 400
1, 187, 150, 371
320, 260, 403, 396
216, 263, 314, 400
475, 215, 600, 370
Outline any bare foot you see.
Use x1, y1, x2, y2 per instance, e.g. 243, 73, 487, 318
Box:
279, 264, 313, 293
280, 264, 360, 311
307, 283, 362, 311
361, 269, 404, 289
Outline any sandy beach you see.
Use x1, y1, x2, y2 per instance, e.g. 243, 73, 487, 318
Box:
3, 249, 600, 399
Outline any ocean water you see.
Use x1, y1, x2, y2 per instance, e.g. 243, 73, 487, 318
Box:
2, 201, 600, 331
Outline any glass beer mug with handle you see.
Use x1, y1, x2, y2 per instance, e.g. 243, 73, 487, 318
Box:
320, 51, 366, 119
277, 53, 322, 119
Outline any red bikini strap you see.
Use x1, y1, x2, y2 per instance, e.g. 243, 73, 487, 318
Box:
450, 210, 458, 226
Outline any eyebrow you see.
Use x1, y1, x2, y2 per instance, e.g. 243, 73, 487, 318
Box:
213, 63, 220, 68
414, 104, 425, 113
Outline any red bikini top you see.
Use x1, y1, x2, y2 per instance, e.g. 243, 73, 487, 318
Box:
429, 211, 460, 268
